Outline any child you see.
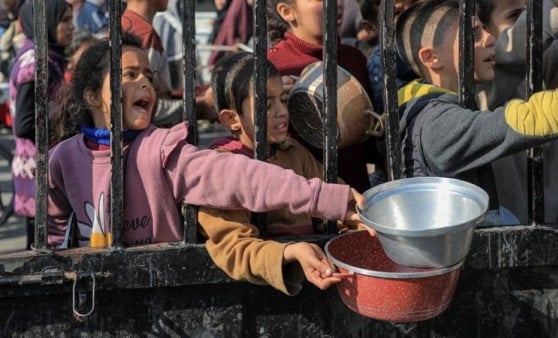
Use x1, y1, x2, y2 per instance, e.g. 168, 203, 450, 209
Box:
476, 0, 558, 223
64, 31, 98, 82
10, 0, 74, 249
122, 0, 216, 126
266, 0, 383, 193
395, 0, 558, 225
198, 52, 366, 295
47, 33, 363, 249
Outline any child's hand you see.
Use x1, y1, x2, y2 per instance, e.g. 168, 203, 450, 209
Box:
283, 242, 342, 290
343, 188, 376, 237
281, 75, 299, 94
343, 188, 365, 223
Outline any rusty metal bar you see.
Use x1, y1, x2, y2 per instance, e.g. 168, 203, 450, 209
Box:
381, 0, 401, 180
525, 0, 544, 225
253, 0, 268, 236
33, 0, 48, 250
108, 0, 124, 248
323, 0, 338, 235
458, 0, 475, 109
181, 0, 198, 243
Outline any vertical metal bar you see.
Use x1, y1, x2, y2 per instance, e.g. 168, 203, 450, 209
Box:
108, 0, 123, 248
182, 0, 197, 143
526, 0, 544, 225
323, 0, 338, 235
181, 0, 198, 243
458, 0, 475, 109
381, 0, 401, 180
33, 0, 48, 250
253, 0, 268, 237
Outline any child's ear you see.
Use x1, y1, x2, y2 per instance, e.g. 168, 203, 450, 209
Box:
218, 109, 242, 132
84, 89, 101, 109
418, 47, 442, 70
276, 2, 294, 22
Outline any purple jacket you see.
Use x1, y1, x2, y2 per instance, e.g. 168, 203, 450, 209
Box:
9, 39, 66, 218
47, 123, 350, 247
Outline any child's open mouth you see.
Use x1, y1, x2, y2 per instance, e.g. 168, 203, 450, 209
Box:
275, 122, 288, 133
133, 98, 151, 113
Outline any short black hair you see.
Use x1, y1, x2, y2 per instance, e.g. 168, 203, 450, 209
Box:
211, 51, 280, 115
396, 0, 459, 76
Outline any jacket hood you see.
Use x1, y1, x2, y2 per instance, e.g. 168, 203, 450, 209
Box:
397, 79, 458, 132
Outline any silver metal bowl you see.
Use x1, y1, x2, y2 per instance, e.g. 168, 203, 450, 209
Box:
357, 177, 489, 268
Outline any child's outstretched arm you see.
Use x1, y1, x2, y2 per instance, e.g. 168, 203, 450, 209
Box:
199, 206, 306, 296
161, 126, 354, 221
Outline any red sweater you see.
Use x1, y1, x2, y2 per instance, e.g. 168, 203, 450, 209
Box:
267, 32, 378, 193
268, 32, 372, 97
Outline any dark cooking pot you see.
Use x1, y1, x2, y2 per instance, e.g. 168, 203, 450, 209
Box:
287, 62, 383, 149
325, 231, 463, 322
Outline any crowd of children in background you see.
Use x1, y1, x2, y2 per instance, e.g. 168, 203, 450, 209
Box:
2, 0, 558, 295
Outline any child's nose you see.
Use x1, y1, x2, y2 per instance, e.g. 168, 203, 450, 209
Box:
275, 102, 288, 117
483, 30, 496, 49
139, 77, 152, 89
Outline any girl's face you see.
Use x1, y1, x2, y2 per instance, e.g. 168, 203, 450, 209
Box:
95, 46, 156, 130
485, 0, 525, 37
238, 76, 289, 149
56, 7, 74, 47
279, 0, 343, 45
67, 42, 93, 77
472, 17, 497, 84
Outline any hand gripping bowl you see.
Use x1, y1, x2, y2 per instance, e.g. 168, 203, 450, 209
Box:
287, 61, 383, 150
357, 177, 489, 268
325, 231, 463, 322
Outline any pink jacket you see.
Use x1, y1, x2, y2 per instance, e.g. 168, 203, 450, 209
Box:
47, 123, 350, 247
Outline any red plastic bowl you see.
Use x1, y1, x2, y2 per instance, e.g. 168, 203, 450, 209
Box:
325, 231, 463, 322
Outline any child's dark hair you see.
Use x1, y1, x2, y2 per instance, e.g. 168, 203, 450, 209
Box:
211, 51, 280, 115
52, 32, 143, 144
359, 0, 381, 27
396, 0, 459, 76
65, 30, 98, 57
267, 0, 292, 44
475, 0, 494, 27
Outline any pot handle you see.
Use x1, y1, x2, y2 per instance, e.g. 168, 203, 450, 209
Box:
364, 109, 385, 137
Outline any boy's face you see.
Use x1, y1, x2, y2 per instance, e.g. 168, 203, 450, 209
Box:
237, 76, 290, 149
98, 46, 156, 130
431, 16, 496, 91
486, 0, 525, 37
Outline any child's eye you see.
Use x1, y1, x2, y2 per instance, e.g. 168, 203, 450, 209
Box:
123, 71, 137, 80
508, 9, 524, 22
